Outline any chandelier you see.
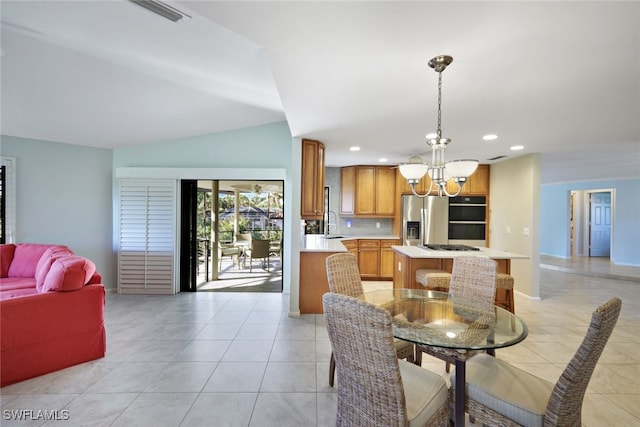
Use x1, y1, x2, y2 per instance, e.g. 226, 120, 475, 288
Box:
398, 55, 478, 198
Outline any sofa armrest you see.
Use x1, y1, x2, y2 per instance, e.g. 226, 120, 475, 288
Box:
0, 284, 106, 386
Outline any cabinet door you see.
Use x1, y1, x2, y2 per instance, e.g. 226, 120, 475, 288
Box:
340, 166, 355, 215
446, 164, 489, 196
301, 140, 325, 219
467, 164, 489, 195
375, 167, 396, 216
358, 239, 380, 278
358, 247, 380, 278
355, 166, 376, 215
342, 239, 358, 256
380, 240, 399, 279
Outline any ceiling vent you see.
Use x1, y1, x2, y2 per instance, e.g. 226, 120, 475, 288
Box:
129, 0, 191, 22
487, 155, 507, 161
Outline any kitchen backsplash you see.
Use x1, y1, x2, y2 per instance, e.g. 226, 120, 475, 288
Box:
324, 167, 394, 236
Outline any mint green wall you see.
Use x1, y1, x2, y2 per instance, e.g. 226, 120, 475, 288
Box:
0, 135, 114, 284
113, 122, 292, 168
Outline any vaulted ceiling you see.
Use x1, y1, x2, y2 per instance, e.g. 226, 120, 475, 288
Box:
1, 1, 638, 184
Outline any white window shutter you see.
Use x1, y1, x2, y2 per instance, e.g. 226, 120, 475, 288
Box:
118, 179, 176, 294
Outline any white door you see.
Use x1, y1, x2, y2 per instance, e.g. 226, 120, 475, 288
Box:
589, 192, 611, 257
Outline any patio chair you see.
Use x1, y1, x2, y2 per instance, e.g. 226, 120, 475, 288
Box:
323, 292, 449, 427
325, 253, 415, 387
246, 239, 270, 272
453, 297, 621, 426
218, 242, 240, 271
415, 256, 497, 371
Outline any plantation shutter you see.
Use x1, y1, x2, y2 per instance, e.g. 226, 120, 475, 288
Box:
118, 179, 177, 294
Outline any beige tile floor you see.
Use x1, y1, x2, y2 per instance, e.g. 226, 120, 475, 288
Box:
1, 259, 638, 426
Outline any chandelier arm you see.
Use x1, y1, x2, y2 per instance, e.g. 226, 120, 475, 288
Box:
442, 180, 462, 197
410, 183, 431, 199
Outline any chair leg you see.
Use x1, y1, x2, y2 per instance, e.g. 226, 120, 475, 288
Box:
329, 352, 336, 387
445, 362, 451, 373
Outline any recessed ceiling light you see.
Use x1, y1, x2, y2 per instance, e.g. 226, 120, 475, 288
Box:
483, 134, 498, 141
510, 145, 524, 151
378, 158, 388, 163
349, 146, 361, 151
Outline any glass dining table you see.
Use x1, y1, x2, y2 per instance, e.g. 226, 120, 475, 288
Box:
357, 289, 528, 426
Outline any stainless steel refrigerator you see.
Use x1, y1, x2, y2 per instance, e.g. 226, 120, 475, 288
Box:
401, 195, 449, 246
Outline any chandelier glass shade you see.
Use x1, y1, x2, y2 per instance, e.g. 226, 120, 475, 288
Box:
399, 55, 478, 197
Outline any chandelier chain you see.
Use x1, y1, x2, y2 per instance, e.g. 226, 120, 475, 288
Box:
437, 71, 443, 139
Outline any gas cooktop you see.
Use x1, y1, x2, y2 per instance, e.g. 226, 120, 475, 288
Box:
423, 244, 480, 251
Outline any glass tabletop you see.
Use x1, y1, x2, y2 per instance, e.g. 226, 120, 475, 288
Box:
358, 289, 528, 351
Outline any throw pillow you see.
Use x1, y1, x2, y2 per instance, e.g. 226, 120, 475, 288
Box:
40, 256, 97, 292
35, 246, 74, 290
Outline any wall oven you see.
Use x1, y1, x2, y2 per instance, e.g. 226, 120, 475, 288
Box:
448, 196, 487, 245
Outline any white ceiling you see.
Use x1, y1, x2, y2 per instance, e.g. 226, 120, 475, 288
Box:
1, 1, 638, 184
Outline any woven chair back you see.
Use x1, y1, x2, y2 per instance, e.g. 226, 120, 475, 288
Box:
326, 253, 363, 297
449, 256, 497, 312
544, 297, 621, 425
322, 292, 408, 426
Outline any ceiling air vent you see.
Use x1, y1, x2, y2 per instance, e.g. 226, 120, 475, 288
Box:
129, 0, 191, 22
487, 155, 507, 161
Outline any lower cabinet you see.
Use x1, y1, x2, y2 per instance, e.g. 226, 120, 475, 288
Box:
358, 240, 380, 278
355, 238, 399, 280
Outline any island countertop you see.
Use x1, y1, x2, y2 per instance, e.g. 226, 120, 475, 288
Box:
392, 245, 528, 260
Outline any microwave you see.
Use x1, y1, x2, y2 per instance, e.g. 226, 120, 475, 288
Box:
448, 196, 486, 222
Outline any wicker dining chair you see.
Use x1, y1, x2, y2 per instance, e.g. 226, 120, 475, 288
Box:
452, 297, 621, 426
322, 292, 450, 427
325, 253, 415, 387
414, 256, 497, 371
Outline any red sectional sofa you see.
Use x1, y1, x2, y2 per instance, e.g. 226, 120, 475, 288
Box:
0, 243, 106, 387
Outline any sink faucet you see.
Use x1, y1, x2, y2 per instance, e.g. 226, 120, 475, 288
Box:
324, 211, 338, 237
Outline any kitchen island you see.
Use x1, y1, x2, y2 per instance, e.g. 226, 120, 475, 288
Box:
299, 234, 399, 313
392, 245, 528, 290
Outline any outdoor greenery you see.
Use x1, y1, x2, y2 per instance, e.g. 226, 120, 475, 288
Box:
198, 190, 283, 243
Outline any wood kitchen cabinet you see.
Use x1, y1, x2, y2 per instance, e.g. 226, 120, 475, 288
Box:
342, 239, 358, 256
354, 238, 399, 280
357, 239, 380, 278
380, 239, 399, 278
301, 139, 325, 219
340, 166, 396, 217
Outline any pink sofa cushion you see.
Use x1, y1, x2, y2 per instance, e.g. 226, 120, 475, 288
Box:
7, 244, 59, 278
40, 256, 96, 292
35, 246, 74, 288
1, 244, 16, 278
0, 277, 36, 292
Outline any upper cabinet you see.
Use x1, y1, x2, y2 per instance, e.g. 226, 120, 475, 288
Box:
301, 139, 325, 220
341, 166, 396, 217
398, 164, 490, 196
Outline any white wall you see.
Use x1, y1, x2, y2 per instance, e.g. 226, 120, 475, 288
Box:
489, 154, 541, 298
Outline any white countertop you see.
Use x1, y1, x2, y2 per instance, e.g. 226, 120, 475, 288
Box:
392, 245, 528, 260
301, 234, 400, 252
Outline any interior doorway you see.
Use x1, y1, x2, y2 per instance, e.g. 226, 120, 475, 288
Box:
570, 189, 613, 259
180, 179, 284, 292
